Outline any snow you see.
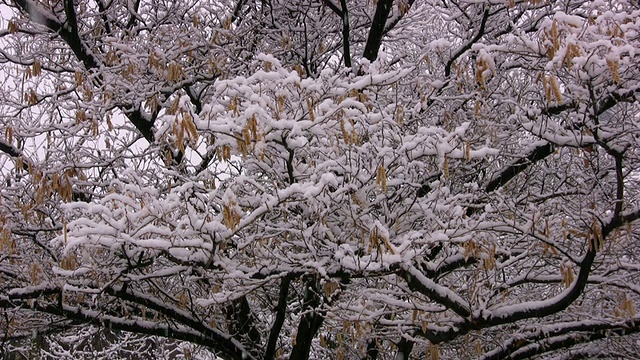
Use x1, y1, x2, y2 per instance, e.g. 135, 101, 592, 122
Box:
405, 265, 470, 315
4, 1, 640, 358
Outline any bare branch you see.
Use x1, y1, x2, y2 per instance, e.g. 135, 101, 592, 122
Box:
363, 0, 393, 62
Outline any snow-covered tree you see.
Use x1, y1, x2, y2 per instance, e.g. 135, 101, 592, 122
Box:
2, 0, 640, 359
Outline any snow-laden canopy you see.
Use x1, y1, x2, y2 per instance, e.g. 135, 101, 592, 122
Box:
1, 0, 640, 359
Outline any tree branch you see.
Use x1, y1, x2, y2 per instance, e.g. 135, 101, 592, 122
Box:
362, 338, 379, 360
14, 0, 99, 70
363, 0, 393, 62
102, 285, 254, 360
395, 336, 414, 360
400, 265, 472, 318
26, 301, 241, 360
264, 275, 293, 360
290, 277, 324, 360
485, 205, 640, 327
225, 296, 261, 356
484, 142, 554, 193
445, 8, 489, 77
125, 0, 141, 29
382, 0, 417, 35
14, 0, 156, 143
339, 0, 351, 68
0, 140, 27, 170
480, 317, 640, 360
322, 0, 343, 17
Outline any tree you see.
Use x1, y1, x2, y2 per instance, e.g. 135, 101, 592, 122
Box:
1, 0, 640, 359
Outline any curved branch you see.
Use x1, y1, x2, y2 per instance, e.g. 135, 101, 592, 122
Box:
15, 0, 99, 70
0, 139, 28, 171
101, 285, 256, 360
486, 250, 595, 325
400, 265, 471, 319
480, 317, 640, 360
382, 0, 417, 35
3, 284, 254, 359
485, 142, 554, 193
322, 0, 343, 17
410, 207, 640, 346
444, 8, 489, 77
486, 207, 640, 326
14, 0, 156, 143
33, 302, 241, 360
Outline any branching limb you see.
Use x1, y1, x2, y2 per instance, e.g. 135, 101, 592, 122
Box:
289, 277, 324, 360
480, 317, 640, 360
445, 8, 489, 77
225, 296, 261, 356
322, 0, 343, 17
382, 0, 417, 35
